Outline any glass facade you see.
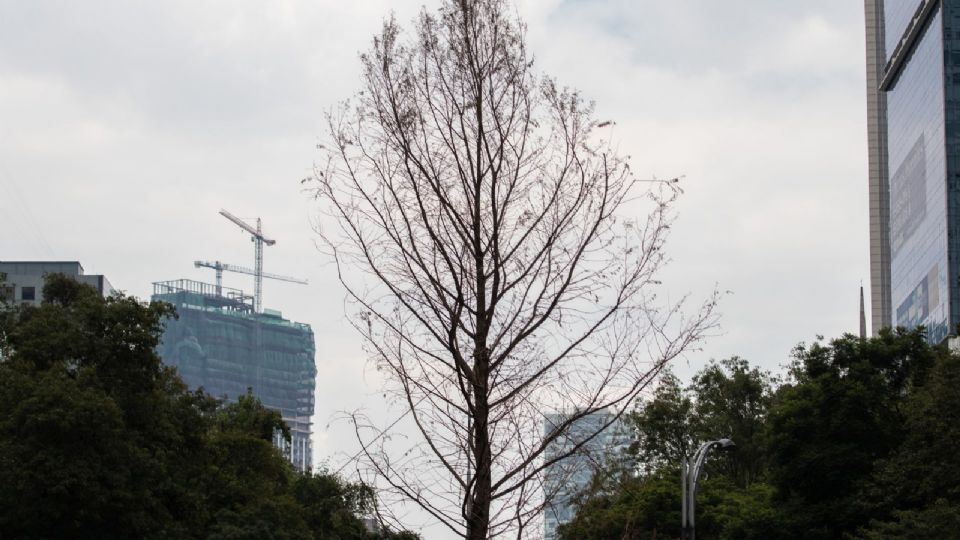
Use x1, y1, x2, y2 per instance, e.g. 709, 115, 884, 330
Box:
885, 0, 925, 60
152, 280, 317, 471
886, 8, 950, 342
542, 411, 630, 540
944, 2, 960, 340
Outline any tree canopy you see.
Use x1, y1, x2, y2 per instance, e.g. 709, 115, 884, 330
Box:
0, 274, 416, 539
558, 329, 960, 540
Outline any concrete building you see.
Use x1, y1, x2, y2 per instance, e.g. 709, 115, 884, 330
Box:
542, 410, 630, 539
0, 261, 114, 306
865, 0, 960, 342
151, 279, 317, 471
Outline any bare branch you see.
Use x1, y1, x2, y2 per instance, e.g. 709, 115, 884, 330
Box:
312, 1, 717, 538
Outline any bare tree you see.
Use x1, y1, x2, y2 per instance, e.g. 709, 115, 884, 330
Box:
311, 1, 717, 538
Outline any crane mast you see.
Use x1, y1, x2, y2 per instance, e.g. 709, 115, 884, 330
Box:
215, 210, 303, 313
254, 217, 264, 313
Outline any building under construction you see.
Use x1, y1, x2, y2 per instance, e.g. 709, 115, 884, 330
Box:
153, 210, 316, 470
152, 279, 317, 471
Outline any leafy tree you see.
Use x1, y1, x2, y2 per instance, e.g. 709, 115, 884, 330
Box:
855, 501, 960, 540
562, 358, 780, 539
0, 274, 418, 539
0, 274, 193, 538
689, 357, 775, 487
293, 472, 376, 539
0, 272, 12, 360
706, 481, 787, 540
556, 468, 681, 540
561, 329, 955, 540
854, 337, 960, 539
629, 372, 696, 474
765, 329, 935, 538
557, 468, 784, 540
628, 359, 775, 486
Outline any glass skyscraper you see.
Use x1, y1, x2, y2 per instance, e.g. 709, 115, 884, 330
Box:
866, 0, 960, 342
152, 279, 317, 471
542, 411, 630, 539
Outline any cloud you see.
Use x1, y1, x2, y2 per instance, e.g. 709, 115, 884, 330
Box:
517, 0, 868, 376
0, 1, 870, 535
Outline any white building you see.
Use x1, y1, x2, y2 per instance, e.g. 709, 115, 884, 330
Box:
0, 261, 114, 306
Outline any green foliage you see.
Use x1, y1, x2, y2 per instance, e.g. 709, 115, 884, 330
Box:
628, 358, 775, 487
0, 274, 418, 540
765, 329, 934, 537
556, 468, 681, 540
562, 328, 955, 540
292, 472, 376, 539
0, 275, 193, 538
216, 389, 292, 442
562, 358, 781, 539
854, 500, 960, 540
689, 357, 775, 487
705, 481, 786, 540
853, 336, 960, 538
557, 468, 785, 540
629, 372, 695, 473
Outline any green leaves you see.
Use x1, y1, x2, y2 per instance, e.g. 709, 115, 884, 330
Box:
0, 274, 418, 540
561, 359, 780, 539
560, 328, 958, 539
852, 337, 960, 538
216, 390, 292, 443
765, 329, 934, 537
628, 371, 695, 472
628, 358, 775, 488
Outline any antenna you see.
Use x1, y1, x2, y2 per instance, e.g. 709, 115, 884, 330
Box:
860, 283, 867, 339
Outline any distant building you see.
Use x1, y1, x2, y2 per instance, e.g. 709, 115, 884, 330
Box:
0, 261, 114, 306
864, 0, 960, 341
151, 279, 317, 472
542, 410, 630, 540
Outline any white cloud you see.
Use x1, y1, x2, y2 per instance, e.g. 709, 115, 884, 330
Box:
0, 1, 870, 535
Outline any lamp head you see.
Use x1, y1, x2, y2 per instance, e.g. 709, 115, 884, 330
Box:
716, 438, 736, 449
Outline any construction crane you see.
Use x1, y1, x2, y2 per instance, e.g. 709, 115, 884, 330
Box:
217, 209, 306, 312
194, 260, 307, 296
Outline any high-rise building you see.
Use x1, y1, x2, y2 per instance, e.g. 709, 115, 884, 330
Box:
0, 261, 114, 306
151, 279, 317, 471
542, 410, 630, 540
865, 0, 960, 342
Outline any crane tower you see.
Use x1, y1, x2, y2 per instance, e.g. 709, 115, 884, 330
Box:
217, 209, 306, 312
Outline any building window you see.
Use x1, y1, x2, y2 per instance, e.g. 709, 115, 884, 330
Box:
0, 286, 13, 304
21, 287, 35, 302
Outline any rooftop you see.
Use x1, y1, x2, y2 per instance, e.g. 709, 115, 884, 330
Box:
151, 278, 310, 331
0, 261, 85, 275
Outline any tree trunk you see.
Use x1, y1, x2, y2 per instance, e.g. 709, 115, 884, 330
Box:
467, 367, 491, 539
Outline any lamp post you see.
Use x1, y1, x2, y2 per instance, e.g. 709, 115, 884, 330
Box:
681, 438, 735, 540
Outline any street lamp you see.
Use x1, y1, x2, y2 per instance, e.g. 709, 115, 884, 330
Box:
681, 438, 735, 540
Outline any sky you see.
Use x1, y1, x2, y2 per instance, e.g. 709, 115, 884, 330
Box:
0, 0, 868, 535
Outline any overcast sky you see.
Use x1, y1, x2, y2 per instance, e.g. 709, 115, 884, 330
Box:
1, 0, 867, 535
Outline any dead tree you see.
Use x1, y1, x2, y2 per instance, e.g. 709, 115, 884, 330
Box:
312, 1, 717, 537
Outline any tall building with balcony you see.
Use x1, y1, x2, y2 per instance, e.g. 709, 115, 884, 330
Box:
865, 0, 960, 341
151, 279, 317, 471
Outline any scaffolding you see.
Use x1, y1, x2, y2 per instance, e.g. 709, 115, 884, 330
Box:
152, 279, 317, 471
